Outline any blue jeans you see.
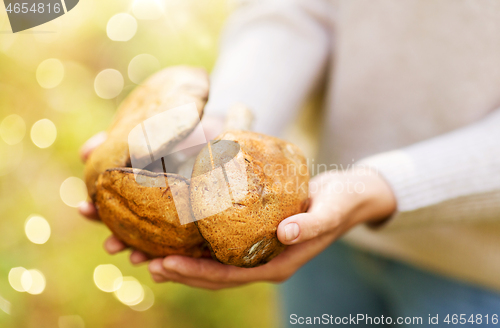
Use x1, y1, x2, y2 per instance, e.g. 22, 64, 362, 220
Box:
280, 241, 500, 327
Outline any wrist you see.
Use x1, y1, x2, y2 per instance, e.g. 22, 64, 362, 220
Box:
343, 168, 397, 226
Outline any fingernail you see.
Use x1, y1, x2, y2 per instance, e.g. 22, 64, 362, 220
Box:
130, 251, 146, 264
149, 260, 163, 274
107, 241, 121, 253
285, 223, 299, 241
105, 236, 125, 253
163, 258, 177, 271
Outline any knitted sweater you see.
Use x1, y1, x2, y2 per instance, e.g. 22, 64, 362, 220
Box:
204, 0, 500, 290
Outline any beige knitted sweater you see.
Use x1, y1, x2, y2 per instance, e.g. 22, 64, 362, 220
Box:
205, 0, 500, 290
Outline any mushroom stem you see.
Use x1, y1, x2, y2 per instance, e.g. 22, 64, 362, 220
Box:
223, 103, 254, 132
175, 104, 253, 178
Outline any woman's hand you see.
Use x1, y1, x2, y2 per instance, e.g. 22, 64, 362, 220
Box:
148, 168, 397, 289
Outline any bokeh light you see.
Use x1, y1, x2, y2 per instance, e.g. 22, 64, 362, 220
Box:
0, 1, 275, 327
20, 270, 32, 291
132, 0, 164, 20
114, 276, 144, 306
8, 267, 28, 292
21, 269, 46, 295
0, 295, 11, 315
129, 284, 155, 311
128, 54, 160, 84
36, 59, 65, 89
25, 215, 51, 244
30, 119, 57, 148
0, 114, 26, 145
58, 315, 85, 328
107, 13, 137, 41
94, 69, 124, 99
60, 177, 88, 208
93, 264, 123, 293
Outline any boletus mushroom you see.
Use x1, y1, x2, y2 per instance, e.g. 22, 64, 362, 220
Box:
190, 130, 310, 267
84, 66, 209, 257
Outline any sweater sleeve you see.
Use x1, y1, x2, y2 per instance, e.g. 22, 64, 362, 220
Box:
358, 109, 500, 229
204, 0, 334, 136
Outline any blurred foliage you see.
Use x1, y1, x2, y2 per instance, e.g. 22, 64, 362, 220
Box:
0, 1, 279, 327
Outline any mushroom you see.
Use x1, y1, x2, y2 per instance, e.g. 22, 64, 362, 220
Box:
190, 108, 310, 267
84, 66, 209, 257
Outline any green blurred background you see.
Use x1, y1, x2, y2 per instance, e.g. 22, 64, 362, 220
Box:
0, 1, 279, 327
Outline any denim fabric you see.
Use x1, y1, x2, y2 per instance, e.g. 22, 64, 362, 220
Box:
280, 242, 500, 327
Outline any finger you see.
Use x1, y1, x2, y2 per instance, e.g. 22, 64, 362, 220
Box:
104, 235, 127, 254
149, 258, 170, 276
158, 247, 311, 285
80, 131, 107, 162
152, 234, 338, 286
153, 272, 236, 290
161, 256, 241, 283
277, 183, 341, 245
158, 255, 276, 284
148, 259, 238, 290
151, 274, 170, 283
78, 201, 100, 221
130, 250, 149, 265
277, 209, 339, 245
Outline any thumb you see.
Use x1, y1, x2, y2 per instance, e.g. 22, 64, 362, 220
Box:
277, 201, 340, 245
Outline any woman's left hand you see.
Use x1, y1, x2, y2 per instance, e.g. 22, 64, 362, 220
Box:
148, 168, 397, 289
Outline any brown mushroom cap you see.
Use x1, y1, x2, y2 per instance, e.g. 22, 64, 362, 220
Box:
190, 131, 310, 267
84, 66, 209, 257
96, 168, 204, 257
85, 66, 209, 201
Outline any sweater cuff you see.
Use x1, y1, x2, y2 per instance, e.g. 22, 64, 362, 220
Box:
357, 141, 500, 229
356, 150, 416, 229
